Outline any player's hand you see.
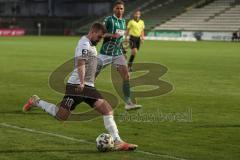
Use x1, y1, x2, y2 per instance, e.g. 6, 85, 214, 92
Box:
112, 33, 121, 38
76, 83, 84, 92
103, 33, 121, 39
140, 37, 144, 43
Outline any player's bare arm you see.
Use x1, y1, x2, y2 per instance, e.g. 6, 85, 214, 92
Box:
141, 30, 145, 42
103, 33, 121, 38
77, 58, 86, 91
124, 29, 129, 41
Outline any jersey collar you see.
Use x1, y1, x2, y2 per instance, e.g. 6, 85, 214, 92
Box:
113, 14, 123, 20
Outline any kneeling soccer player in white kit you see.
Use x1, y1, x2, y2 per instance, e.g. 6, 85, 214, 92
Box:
23, 22, 137, 151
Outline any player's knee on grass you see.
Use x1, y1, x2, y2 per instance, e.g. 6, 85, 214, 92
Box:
94, 99, 113, 115
55, 106, 71, 121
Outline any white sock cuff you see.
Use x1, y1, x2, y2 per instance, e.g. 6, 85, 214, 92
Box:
103, 115, 121, 141
103, 115, 114, 127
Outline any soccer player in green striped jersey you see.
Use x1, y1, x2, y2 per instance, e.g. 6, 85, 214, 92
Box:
97, 0, 142, 111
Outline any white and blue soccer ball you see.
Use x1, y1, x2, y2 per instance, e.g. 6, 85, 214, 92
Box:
96, 133, 114, 152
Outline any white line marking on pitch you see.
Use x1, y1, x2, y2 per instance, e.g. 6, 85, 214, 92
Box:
0, 123, 93, 145
0, 123, 187, 160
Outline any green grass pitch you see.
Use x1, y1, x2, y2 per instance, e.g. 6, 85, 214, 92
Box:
0, 36, 239, 160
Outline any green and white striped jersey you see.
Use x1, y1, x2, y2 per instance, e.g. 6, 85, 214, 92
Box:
100, 15, 126, 56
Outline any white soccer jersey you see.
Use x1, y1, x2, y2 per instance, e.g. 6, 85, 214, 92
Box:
67, 36, 98, 87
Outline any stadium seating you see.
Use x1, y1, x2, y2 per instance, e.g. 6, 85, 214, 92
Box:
156, 0, 240, 31
140, 0, 200, 30
75, 0, 200, 33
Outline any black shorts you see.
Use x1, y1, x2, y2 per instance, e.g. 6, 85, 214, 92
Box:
129, 35, 141, 50
59, 84, 102, 111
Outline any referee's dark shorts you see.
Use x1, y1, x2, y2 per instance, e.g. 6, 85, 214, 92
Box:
129, 35, 141, 50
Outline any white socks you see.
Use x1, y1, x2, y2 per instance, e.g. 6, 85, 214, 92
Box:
36, 100, 59, 117
103, 115, 121, 142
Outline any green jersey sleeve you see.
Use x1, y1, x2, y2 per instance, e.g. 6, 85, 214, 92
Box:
103, 17, 113, 33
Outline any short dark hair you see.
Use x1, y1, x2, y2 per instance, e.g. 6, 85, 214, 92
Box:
114, 0, 124, 7
133, 8, 141, 14
90, 22, 106, 33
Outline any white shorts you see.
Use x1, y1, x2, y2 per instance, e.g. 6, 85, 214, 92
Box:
97, 54, 127, 67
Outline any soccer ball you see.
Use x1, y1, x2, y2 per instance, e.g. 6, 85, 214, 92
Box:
96, 133, 114, 152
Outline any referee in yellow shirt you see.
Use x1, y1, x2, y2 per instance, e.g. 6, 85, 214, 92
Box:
126, 9, 145, 72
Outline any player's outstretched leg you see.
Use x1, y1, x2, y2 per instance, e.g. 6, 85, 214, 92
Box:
94, 99, 138, 151
23, 95, 59, 117
117, 65, 142, 111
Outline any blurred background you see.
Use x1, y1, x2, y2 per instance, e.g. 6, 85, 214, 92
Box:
0, 0, 239, 41
0, 2, 240, 159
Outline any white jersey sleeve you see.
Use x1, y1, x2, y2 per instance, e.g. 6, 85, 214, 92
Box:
75, 41, 90, 60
